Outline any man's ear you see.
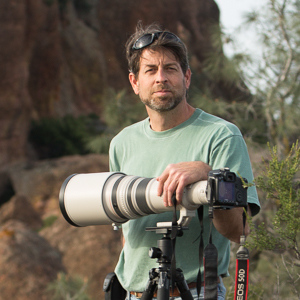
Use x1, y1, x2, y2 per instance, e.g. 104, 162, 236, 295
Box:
184, 68, 192, 89
129, 73, 139, 95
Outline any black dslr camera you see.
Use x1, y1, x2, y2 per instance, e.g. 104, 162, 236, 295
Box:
207, 168, 248, 209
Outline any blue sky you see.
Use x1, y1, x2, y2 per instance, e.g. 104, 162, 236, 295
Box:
215, 0, 263, 30
214, 0, 264, 56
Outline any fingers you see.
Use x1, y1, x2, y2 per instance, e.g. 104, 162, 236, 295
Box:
157, 164, 188, 207
164, 175, 181, 206
157, 161, 212, 207
157, 176, 179, 207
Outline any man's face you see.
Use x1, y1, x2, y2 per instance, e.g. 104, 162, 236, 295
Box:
129, 49, 191, 113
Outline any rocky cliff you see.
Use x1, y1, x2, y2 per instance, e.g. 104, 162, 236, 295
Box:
0, 0, 248, 166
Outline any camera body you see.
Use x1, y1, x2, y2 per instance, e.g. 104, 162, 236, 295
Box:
207, 168, 248, 209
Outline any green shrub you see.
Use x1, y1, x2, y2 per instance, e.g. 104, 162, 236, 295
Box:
41, 215, 58, 230
29, 114, 101, 159
47, 273, 91, 300
249, 141, 300, 254
85, 88, 147, 154
246, 141, 300, 299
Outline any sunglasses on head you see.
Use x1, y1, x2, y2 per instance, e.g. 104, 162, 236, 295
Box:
132, 31, 180, 50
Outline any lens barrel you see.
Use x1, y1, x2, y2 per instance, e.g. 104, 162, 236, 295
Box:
59, 170, 246, 228
59, 172, 174, 227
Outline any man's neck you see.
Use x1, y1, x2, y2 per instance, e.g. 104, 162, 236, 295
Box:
147, 102, 195, 132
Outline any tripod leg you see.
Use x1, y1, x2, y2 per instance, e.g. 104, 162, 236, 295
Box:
175, 268, 194, 300
141, 269, 158, 300
157, 271, 170, 300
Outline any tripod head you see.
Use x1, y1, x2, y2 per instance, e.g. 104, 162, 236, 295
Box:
146, 222, 186, 263
140, 223, 193, 300
146, 222, 186, 237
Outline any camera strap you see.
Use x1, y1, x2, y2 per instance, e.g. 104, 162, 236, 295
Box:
103, 272, 126, 300
204, 221, 218, 300
170, 195, 179, 296
196, 206, 204, 297
234, 211, 249, 300
197, 206, 218, 300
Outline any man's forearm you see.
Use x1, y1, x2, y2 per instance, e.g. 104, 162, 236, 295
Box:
212, 206, 251, 244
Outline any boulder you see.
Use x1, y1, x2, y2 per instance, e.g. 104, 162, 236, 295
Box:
7, 153, 109, 216
0, 220, 65, 300
0, 195, 43, 230
41, 217, 123, 299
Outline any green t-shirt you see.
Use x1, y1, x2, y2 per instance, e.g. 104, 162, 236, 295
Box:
109, 108, 260, 292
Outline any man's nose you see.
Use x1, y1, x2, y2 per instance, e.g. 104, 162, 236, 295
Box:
155, 68, 168, 83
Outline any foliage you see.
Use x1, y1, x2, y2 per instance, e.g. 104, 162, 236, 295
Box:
57, 0, 68, 13
43, 0, 91, 14
40, 215, 58, 230
43, 0, 68, 11
86, 88, 147, 154
73, 0, 91, 13
188, 22, 267, 144
47, 273, 91, 300
29, 114, 102, 159
102, 88, 147, 131
189, 88, 267, 144
249, 141, 300, 256
43, 0, 56, 6
29, 90, 146, 158
246, 141, 300, 298
228, 0, 300, 155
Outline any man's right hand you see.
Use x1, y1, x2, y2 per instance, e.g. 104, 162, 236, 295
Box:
156, 161, 211, 207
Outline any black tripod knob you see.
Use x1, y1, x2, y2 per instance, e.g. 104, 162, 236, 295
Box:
149, 247, 162, 259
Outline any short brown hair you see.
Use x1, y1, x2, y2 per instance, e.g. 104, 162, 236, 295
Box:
125, 22, 189, 76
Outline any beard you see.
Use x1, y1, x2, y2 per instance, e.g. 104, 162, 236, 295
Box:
139, 84, 186, 113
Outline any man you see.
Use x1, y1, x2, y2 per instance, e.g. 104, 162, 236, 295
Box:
109, 22, 260, 300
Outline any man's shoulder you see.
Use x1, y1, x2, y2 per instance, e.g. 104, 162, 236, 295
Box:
196, 109, 241, 136
110, 118, 147, 143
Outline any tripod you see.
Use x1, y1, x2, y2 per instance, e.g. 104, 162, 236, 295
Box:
140, 225, 194, 300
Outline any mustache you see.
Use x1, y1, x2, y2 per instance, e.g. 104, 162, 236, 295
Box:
152, 84, 173, 93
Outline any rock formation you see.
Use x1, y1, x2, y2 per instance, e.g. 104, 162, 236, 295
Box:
0, 220, 65, 300
0, 0, 248, 166
0, 154, 114, 299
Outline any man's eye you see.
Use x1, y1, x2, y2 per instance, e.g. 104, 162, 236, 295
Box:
145, 68, 154, 73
